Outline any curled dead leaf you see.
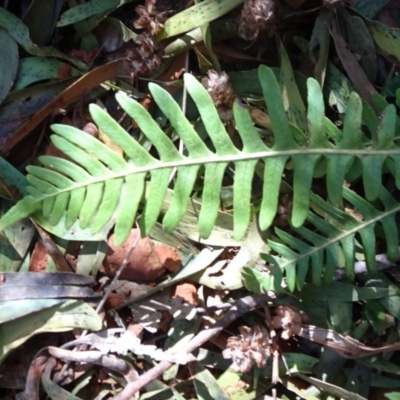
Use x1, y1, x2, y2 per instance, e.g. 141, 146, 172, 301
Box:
272, 305, 306, 339
172, 283, 199, 305
102, 229, 181, 281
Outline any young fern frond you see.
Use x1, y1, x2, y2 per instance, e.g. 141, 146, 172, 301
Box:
0, 65, 400, 246
264, 186, 400, 292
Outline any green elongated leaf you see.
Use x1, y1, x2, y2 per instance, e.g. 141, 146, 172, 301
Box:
233, 101, 268, 239
362, 99, 379, 140
297, 282, 400, 302
0, 7, 86, 70
191, 361, 230, 400
115, 175, 145, 242
295, 36, 355, 113
341, 10, 377, 83
0, 156, 28, 197
385, 392, 400, 400
309, 10, 331, 86
141, 169, 171, 234
0, 199, 35, 272
327, 92, 363, 204
292, 155, 319, 227
200, 21, 221, 71
362, 105, 396, 200
259, 156, 288, 230
0, 299, 64, 324
157, 0, 243, 40
42, 374, 83, 400
91, 178, 123, 232
259, 66, 298, 150
292, 78, 327, 227
295, 223, 339, 284
376, 187, 400, 261
14, 57, 81, 90
57, 0, 126, 27
185, 73, 238, 155
279, 41, 307, 131
275, 228, 323, 289
0, 300, 101, 363
258, 65, 298, 229
0, 27, 18, 106
310, 193, 357, 280
351, 0, 391, 18
242, 267, 272, 295
279, 55, 323, 228
162, 165, 201, 232
365, 18, 400, 64
199, 163, 228, 237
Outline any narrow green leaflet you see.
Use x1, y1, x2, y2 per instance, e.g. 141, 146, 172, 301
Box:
0, 28, 18, 105
158, 0, 243, 39
42, 375, 83, 400
365, 19, 400, 64
57, 0, 131, 27
14, 57, 81, 90
309, 10, 331, 86
190, 361, 230, 400
292, 78, 327, 227
326, 92, 363, 205
258, 65, 298, 230
0, 7, 87, 70
0, 300, 101, 363
351, 0, 391, 19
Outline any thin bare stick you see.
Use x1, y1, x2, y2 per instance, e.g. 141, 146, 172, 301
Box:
94, 224, 141, 315
55, 220, 141, 383
114, 293, 275, 400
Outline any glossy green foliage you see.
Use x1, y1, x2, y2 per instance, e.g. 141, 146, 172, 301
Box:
0, 66, 400, 246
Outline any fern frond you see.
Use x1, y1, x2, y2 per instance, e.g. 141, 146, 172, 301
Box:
1, 66, 400, 245
265, 186, 400, 291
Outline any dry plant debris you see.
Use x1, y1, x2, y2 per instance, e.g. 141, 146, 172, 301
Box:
222, 325, 272, 373
102, 229, 181, 281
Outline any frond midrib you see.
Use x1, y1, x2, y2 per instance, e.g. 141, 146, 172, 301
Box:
32, 144, 400, 203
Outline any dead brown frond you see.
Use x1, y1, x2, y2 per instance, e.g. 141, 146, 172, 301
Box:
115, 35, 163, 79
238, 0, 276, 41
222, 325, 272, 373
134, 0, 165, 36
271, 305, 305, 339
202, 70, 236, 124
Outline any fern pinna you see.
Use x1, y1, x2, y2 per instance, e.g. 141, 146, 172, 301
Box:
0, 65, 399, 288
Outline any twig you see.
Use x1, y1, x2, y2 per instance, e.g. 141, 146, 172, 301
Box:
114, 293, 275, 400
263, 304, 280, 384
55, 221, 141, 383
94, 224, 141, 315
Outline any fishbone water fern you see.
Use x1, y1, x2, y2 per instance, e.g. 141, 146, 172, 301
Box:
0, 65, 400, 251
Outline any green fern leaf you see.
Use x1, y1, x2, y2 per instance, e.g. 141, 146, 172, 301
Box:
1, 66, 400, 247
258, 65, 298, 230
265, 186, 400, 291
